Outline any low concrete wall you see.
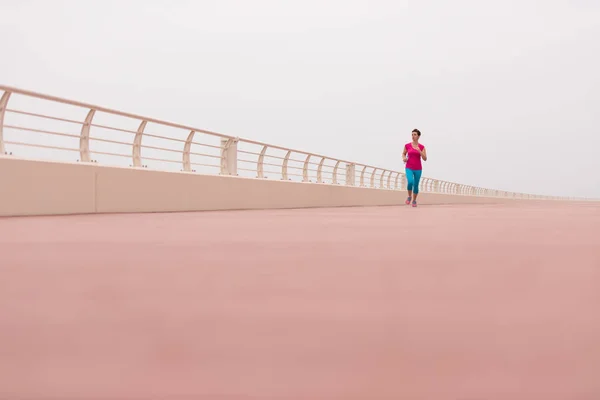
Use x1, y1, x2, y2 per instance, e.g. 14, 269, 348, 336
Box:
1, 156, 517, 217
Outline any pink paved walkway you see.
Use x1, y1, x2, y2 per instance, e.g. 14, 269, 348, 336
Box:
1, 202, 600, 399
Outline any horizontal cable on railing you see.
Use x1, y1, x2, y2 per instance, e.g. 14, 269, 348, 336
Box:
238, 167, 258, 173
90, 137, 132, 147
90, 150, 130, 158
238, 149, 261, 156
5, 109, 84, 125
4, 125, 80, 139
261, 169, 283, 175
191, 141, 223, 150
189, 151, 221, 159
5, 141, 78, 152
263, 162, 280, 168
90, 124, 137, 135
263, 154, 286, 161
189, 162, 219, 168
142, 156, 182, 164
142, 132, 187, 144
139, 144, 182, 154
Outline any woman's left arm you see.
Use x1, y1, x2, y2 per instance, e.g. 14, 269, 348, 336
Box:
420, 147, 427, 161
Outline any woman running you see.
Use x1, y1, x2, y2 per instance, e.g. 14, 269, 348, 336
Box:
402, 129, 427, 207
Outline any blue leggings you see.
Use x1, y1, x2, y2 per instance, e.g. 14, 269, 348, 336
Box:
405, 168, 422, 194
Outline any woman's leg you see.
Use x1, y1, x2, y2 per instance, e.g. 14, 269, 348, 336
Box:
405, 168, 414, 203
412, 169, 423, 202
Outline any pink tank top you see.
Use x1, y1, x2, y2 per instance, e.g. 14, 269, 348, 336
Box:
405, 142, 424, 170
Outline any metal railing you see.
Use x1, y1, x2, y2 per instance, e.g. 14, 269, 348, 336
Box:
0, 84, 570, 200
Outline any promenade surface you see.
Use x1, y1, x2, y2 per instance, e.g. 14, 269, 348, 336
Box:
1, 201, 599, 399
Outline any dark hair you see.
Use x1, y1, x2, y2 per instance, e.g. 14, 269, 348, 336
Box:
412, 129, 421, 136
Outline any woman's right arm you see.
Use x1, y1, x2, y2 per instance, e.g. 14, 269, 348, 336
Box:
402, 146, 407, 163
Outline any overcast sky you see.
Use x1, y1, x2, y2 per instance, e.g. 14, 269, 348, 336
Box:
1, 0, 599, 199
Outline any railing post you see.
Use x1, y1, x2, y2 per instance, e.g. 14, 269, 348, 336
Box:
282, 150, 291, 180
332, 160, 341, 184
387, 171, 392, 189
257, 145, 268, 178
360, 166, 367, 187
79, 109, 95, 162
303, 154, 311, 182
370, 168, 377, 188
220, 137, 238, 176
394, 172, 400, 190
0, 91, 12, 155
345, 163, 355, 186
133, 120, 147, 167
316, 157, 325, 183
379, 170, 386, 189
183, 130, 195, 172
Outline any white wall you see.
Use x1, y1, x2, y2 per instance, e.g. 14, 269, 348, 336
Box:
1, 156, 528, 217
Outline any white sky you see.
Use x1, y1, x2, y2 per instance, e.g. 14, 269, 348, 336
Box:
1, 0, 599, 198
